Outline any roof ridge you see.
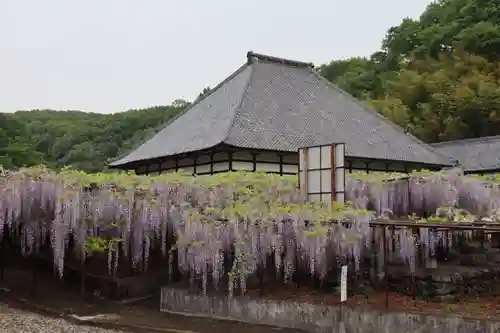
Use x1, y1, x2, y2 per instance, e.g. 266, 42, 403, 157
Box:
307, 68, 452, 166
247, 51, 314, 68
431, 135, 500, 147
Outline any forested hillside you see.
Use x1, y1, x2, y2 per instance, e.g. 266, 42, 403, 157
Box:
318, 0, 500, 142
0, 101, 189, 172
1, 0, 499, 172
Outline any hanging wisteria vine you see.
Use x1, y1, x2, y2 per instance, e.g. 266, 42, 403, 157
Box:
346, 168, 500, 218
2, 166, 500, 296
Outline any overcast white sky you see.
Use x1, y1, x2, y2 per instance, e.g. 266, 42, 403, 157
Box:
0, 0, 431, 114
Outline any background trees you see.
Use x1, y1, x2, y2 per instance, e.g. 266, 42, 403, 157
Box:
0, 105, 187, 172
319, 0, 500, 143
1, 0, 499, 172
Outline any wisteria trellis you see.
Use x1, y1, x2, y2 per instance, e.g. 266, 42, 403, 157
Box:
1, 166, 499, 296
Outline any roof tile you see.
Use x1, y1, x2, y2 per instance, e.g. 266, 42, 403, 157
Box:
431, 136, 500, 172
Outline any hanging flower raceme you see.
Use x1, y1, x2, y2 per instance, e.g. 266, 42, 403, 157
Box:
3, 166, 500, 295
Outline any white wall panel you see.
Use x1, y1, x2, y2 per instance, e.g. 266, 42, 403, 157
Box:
321, 145, 331, 169
321, 169, 331, 192
307, 147, 321, 170
213, 162, 229, 172
283, 164, 298, 174
232, 161, 254, 171
181, 166, 194, 174
307, 170, 321, 193
196, 164, 211, 173
255, 162, 280, 172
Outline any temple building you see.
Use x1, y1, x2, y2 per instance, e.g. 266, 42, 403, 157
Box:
109, 51, 452, 175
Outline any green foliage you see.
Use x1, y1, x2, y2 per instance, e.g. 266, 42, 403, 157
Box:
318, 0, 500, 143
85, 236, 122, 256
85, 236, 110, 254
0, 105, 188, 172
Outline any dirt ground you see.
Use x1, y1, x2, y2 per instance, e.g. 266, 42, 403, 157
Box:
0, 268, 302, 333
2, 267, 500, 333
0, 298, 295, 333
0, 302, 138, 333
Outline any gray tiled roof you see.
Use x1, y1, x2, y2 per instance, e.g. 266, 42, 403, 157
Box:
431, 136, 500, 172
110, 52, 452, 167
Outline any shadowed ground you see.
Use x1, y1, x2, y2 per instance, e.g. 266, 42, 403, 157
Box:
0, 268, 305, 333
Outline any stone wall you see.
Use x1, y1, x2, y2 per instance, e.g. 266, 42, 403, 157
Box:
160, 287, 500, 333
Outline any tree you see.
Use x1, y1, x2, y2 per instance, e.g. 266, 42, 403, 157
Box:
320, 0, 500, 143
318, 58, 378, 99
369, 52, 500, 142
0, 104, 188, 172
194, 86, 212, 103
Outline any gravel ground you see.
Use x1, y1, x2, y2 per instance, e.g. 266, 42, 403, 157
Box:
0, 302, 127, 333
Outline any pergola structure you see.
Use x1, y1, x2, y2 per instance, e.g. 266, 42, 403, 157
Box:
109, 51, 453, 175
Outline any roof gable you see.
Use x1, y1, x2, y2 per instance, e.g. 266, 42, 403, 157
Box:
111, 52, 452, 168
431, 136, 500, 172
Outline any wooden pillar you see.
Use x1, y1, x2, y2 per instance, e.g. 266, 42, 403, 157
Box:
209, 153, 214, 174
279, 155, 284, 176
228, 152, 233, 172
298, 149, 308, 199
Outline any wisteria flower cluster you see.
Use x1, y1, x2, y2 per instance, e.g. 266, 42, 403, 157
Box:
2, 166, 500, 295
0, 167, 374, 296
346, 168, 500, 218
